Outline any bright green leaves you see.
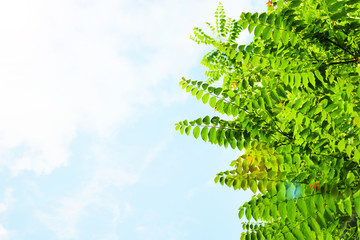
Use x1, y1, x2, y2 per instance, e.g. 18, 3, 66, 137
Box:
254, 25, 265, 38
262, 27, 272, 40
195, 117, 202, 125
202, 93, 210, 104
281, 30, 289, 45
297, 198, 307, 218
246, 206, 252, 221
337, 139, 346, 152
239, 206, 245, 219
196, 90, 203, 100
273, 29, 281, 43
291, 227, 305, 240
209, 96, 217, 108
354, 196, 360, 216
208, 127, 217, 143
300, 222, 314, 240
201, 126, 208, 141
287, 201, 296, 221
344, 197, 352, 216
249, 180, 257, 194
276, 85, 287, 98
193, 126, 200, 139
178, 1, 360, 238
270, 90, 281, 103
278, 202, 287, 219
277, 183, 286, 201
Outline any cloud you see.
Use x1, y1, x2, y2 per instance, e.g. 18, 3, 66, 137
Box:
0, 225, 9, 240
34, 131, 171, 239
37, 166, 137, 239
0, 0, 263, 175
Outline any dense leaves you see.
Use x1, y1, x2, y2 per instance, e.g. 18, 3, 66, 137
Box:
176, 0, 360, 239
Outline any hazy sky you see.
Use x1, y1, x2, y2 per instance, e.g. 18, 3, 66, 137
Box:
0, 0, 266, 239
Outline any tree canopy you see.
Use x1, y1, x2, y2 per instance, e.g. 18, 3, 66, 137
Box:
175, 0, 360, 239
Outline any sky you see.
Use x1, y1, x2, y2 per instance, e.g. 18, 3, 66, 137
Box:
0, 0, 266, 239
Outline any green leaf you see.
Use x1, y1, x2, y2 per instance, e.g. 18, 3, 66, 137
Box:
201, 127, 208, 142
196, 90, 203, 100
209, 96, 217, 108
281, 30, 289, 45
193, 126, 200, 139
214, 87, 222, 95
202, 83, 209, 90
291, 227, 305, 240
276, 85, 287, 98
180, 126, 185, 134
232, 101, 240, 115
239, 207, 245, 219
287, 201, 296, 222
216, 99, 224, 112
261, 26, 272, 40
248, 23, 256, 33
270, 90, 281, 103
182, 82, 188, 89
202, 93, 210, 104
224, 102, 232, 116
249, 180, 257, 194
338, 139, 346, 152
290, 32, 297, 46
344, 197, 352, 216
208, 127, 216, 143
211, 116, 220, 125
258, 12, 267, 23
273, 29, 281, 43
308, 72, 316, 88
338, 200, 345, 214
277, 183, 286, 201
308, 217, 321, 235
254, 25, 265, 38
185, 126, 191, 136
258, 97, 265, 110
354, 197, 360, 216
243, 53, 250, 66
297, 198, 307, 218
284, 232, 296, 240
203, 115, 210, 125
251, 55, 260, 66
264, 94, 273, 108
314, 70, 323, 82
289, 0, 302, 7
245, 207, 252, 221
216, 128, 225, 146
186, 85, 192, 92
191, 87, 198, 96
214, 175, 220, 183
278, 202, 287, 219
242, 79, 249, 90
294, 73, 301, 88
270, 203, 278, 218
300, 222, 314, 240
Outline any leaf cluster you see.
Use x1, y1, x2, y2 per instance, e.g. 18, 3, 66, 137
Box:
176, 0, 360, 239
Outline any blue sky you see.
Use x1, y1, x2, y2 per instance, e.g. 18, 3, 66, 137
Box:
0, 0, 266, 239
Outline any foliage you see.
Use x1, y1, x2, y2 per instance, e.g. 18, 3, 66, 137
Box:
175, 0, 360, 239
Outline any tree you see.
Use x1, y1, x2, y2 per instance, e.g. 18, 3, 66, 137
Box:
175, 0, 360, 239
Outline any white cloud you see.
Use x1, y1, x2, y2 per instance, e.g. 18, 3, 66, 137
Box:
0, 188, 15, 214
36, 135, 169, 239
0, 0, 262, 175
136, 226, 146, 232
37, 167, 137, 239
0, 225, 9, 240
